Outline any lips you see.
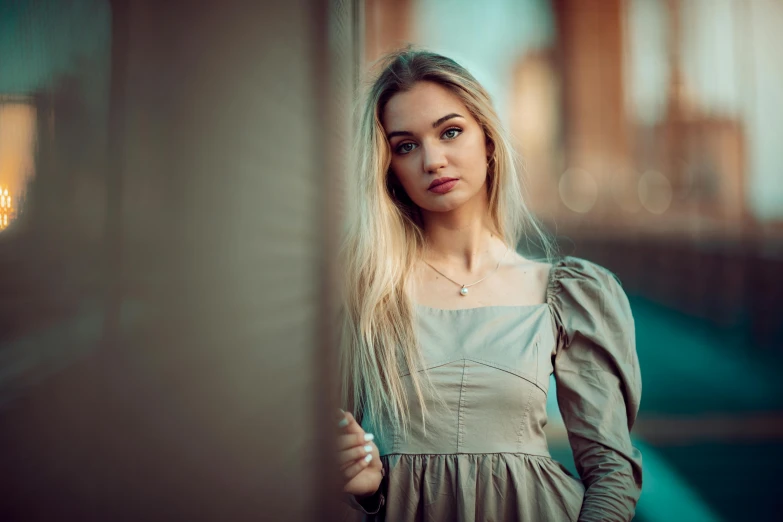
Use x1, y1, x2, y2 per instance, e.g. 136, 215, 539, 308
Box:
428, 177, 458, 190
428, 179, 458, 194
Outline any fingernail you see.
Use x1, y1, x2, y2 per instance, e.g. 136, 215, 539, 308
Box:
363, 444, 372, 453
364, 453, 373, 463
337, 417, 349, 428
364, 433, 374, 442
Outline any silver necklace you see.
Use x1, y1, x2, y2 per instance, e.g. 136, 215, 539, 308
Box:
422, 245, 510, 297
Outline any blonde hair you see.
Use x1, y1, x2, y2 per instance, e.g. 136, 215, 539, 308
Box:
338, 48, 557, 440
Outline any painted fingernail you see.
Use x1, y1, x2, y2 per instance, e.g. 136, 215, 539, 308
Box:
364, 453, 373, 463
364, 433, 374, 442
337, 417, 349, 428
363, 444, 372, 453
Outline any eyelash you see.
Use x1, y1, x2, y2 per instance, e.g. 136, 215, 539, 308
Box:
395, 127, 463, 155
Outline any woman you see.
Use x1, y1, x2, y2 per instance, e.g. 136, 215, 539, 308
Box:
336, 48, 642, 522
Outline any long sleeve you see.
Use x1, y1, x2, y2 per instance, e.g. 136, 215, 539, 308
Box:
341, 463, 386, 517
548, 257, 643, 522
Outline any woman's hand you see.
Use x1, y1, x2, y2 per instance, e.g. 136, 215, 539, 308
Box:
337, 409, 383, 497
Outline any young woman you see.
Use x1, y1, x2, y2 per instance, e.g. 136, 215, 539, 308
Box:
335, 48, 642, 522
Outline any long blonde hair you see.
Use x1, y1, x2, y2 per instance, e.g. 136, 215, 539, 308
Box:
338, 48, 557, 440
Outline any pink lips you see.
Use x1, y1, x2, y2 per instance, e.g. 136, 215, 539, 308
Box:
428, 178, 458, 194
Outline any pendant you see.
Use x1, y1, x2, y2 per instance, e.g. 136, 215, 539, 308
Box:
460, 286, 469, 296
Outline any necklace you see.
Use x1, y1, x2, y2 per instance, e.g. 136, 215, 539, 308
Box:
422, 245, 510, 297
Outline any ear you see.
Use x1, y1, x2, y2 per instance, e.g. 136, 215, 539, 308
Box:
485, 138, 495, 160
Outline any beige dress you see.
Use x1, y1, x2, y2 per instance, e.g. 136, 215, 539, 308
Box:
346, 256, 643, 522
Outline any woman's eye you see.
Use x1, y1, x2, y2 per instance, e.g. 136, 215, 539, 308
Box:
397, 142, 416, 154
442, 127, 462, 139
394, 129, 460, 155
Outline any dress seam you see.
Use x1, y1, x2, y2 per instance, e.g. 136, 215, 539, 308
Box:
457, 360, 467, 451
546, 257, 568, 354
462, 357, 544, 393
379, 451, 555, 458
544, 256, 567, 305
534, 334, 540, 387
516, 386, 535, 448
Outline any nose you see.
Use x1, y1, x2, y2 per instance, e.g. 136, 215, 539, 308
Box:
422, 143, 447, 173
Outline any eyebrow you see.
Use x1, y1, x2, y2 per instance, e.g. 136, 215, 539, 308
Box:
386, 113, 464, 140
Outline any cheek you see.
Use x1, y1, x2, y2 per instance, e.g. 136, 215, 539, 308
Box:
465, 135, 488, 165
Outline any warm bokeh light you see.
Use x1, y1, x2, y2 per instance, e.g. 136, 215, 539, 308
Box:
0, 101, 36, 232
0, 185, 12, 230
638, 169, 673, 215
558, 168, 598, 214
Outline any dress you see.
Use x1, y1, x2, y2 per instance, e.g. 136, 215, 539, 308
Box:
346, 256, 643, 522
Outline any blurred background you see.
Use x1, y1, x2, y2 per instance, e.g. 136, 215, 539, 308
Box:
0, 0, 781, 521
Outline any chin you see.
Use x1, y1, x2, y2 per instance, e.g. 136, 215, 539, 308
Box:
419, 196, 466, 213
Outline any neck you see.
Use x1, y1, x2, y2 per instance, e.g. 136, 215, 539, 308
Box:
419, 202, 507, 276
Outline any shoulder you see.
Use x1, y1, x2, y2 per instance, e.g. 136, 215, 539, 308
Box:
504, 253, 555, 304
547, 256, 625, 301
549, 255, 622, 285
547, 256, 633, 336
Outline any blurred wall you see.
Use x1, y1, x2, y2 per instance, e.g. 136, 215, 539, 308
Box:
0, 1, 354, 520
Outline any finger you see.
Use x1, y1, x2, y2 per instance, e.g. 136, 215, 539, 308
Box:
338, 442, 374, 467
342, 452, 373, 481
368, 442, 382, 470
339, 441, 378, 471
336, 410, 349, 428
337, 432, 374, 451
338, 411, 361, 433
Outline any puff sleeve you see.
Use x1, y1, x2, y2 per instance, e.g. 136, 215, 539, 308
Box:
548, 257, 643, 522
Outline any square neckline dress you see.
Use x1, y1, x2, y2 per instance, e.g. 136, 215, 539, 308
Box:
347, 256, 643, 522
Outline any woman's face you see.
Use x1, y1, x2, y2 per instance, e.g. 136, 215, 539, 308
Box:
382, 81, 490, 212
